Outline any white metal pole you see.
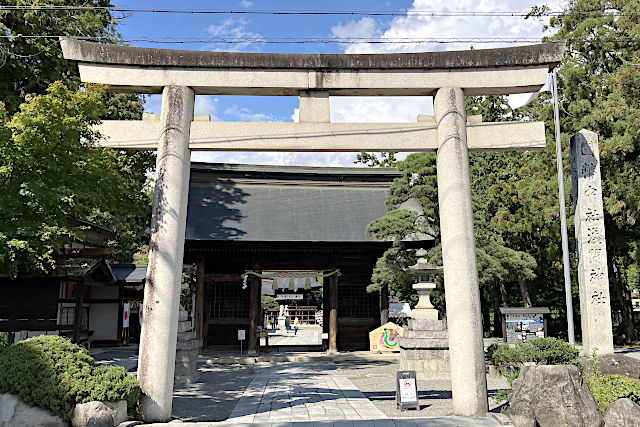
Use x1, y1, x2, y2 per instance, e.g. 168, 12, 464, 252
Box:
552, 69, 576, 345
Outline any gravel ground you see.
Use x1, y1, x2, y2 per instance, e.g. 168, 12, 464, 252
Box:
172, 364, 256, 422
334, 359, 510, 419
92, 346, 511, 421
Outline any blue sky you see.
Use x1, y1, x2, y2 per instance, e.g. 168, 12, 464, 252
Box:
112, 0, 562, 166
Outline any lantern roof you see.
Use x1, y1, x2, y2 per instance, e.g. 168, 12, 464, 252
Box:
408, 249, 443, 274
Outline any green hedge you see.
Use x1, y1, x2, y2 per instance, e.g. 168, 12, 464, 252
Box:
0, 335, 140, 421
587, 374, 640, 414
490, 337, 581, 385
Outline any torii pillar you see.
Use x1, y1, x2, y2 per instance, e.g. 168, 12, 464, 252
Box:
434, 88, 487, 415
137, 86, 194, 421
61, 38, 564, 421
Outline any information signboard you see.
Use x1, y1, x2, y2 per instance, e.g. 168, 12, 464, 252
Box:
396, 370, 420, 411
275, 294, 303, 300
238, 329, 245, 354
505, 313, 544, 343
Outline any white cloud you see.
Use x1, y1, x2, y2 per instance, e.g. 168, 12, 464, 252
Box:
240, 0, 255, 7
290, 107, 299, 123
194, 96, 219, 120
191, 151, 361, 167
324, 0, 565, 158
191, 0, 567, 167
337, 0, 563, 54
331, 97, 433, 123
206, 16, 263, 51
224, 105, 276, 122
330, 17, 381, 40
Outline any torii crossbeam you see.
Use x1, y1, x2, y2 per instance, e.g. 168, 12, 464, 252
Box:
61, 39, 564, 422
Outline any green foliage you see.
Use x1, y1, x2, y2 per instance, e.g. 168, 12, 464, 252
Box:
364, 153, 439, 303
0, 83, 152, 276
543, 0, 640, 340
0, 1, 154, 269
354, 152, 398, 168
591, 348, 602, 378
587, 374, 640, 414
0, 335, 140, 420
494, 388, 512, 402
0, 335, 8, 350
0, 0, 118, 115
261, 294, 279, 311
490, 337, 581, 386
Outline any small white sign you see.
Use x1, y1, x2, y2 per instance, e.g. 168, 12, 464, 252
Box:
237, 330, 245, 341
321, 333, 329, 340
399, 378, 417, 402
275, 294, 303, 300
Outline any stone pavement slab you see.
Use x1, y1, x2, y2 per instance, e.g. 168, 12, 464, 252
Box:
224, 362, 387, 423
144, 416, 500, 426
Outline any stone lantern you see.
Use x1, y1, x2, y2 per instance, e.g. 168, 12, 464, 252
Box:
407, 248, 442, 320
398, 248, 450, 374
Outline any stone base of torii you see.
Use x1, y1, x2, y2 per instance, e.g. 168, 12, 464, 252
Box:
62, 39, 567, 421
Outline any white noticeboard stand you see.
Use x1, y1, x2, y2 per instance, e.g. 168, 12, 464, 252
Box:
396, 370, 420, 411
238, 329, 246, 355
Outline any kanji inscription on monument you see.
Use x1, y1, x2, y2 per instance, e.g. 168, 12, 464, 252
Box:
570, 129, 614, 356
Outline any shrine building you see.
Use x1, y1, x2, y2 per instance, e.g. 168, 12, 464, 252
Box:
183, 162, 430, 352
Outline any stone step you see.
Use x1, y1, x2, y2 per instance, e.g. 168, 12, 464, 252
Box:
403, 329, 448, 339
177, 330, 196, 341
178, 310, 189, 322
176, 338, 202, 351
407, 319, 445, 331
178, 320, 192, 333
398, 337, 449, 349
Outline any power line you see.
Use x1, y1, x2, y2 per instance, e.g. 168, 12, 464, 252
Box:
0, 6, 604, 18
1, 35, 640, 45
1, 6, 638, 18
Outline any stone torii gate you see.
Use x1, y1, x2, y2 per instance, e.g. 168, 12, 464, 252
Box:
61, 39, 564, 422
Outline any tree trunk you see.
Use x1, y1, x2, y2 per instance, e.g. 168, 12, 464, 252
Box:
518, 276, 532, 308
499, 281, 508, 307
614, 280, 635, 344
493, 301, 502, 337
481, 290, 491, 335
380, 285, 389, 325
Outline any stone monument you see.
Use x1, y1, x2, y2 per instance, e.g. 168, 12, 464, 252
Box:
570, 129, 614, 356
278, 304, 289, 332
399, 250, 450, 374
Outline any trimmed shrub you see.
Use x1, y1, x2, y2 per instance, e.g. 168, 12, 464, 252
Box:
490, 337, 581, 385
0, 335, 7, 350
587, 374, 640, 414
0, 335, 140, 421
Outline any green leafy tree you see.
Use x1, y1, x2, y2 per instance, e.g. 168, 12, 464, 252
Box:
261, 294, 279, 311
0, 1, 155, 267
365, 96, 539, 327
0, 0, 116, 114
541, 0, 640, 342
0, 83, 150, 276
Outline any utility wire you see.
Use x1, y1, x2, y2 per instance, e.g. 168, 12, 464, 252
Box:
2, 6, 638, 18
1, 35, 639, 45
0, 6, 608, 17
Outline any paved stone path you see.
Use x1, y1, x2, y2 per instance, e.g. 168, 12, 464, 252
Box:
224, 363, 386, 423
261, 326, 322, 347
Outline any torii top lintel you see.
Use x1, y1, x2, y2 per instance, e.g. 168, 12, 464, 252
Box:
61, 39, 565, 97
